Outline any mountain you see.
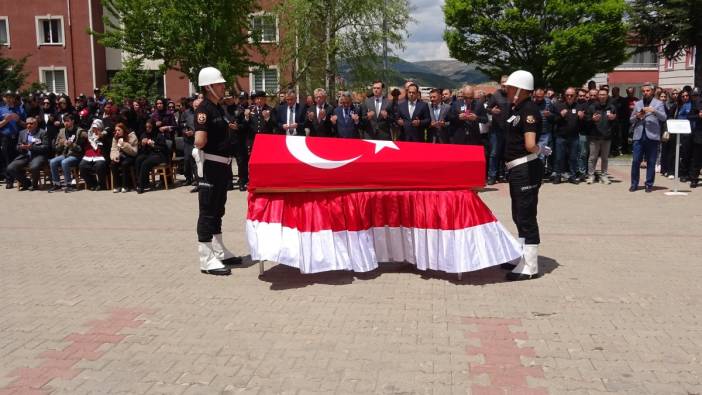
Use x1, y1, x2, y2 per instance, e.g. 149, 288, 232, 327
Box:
339, 57, 489, 89
413, 60, 489, 85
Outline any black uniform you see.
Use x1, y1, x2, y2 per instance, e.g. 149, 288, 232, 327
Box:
505, 98, 543, 245
195, 98, 235, 242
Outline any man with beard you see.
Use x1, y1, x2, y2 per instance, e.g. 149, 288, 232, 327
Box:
629, 83, 666, 193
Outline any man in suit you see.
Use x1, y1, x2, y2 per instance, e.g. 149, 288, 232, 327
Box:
305, 88, 335, 137
629, 83, 666, 193
361, 80, 393, 140
396, 83, 430, 142
276, 90, 306, 136
331, 91, 361, 138
6, 117, 50, 191
448, 85, 487, 146
427, 88, 451, 143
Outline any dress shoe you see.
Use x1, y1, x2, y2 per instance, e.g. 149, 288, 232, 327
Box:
136, 187, 144, 194
486, 177, 496, 186
200, 267, 232, 276
645, 186, 653, 193
629, 185, 637, 192
680, 176, 689, 183
48, 185, 62, 193
691, 181, 699, 188
552, 176, 561, 185
506, 272, 541, 281
190, 186, 199, 193
568, 177, 579, 185
5, 183, 13, 189
238, 184, 247, 192
27, 185, 36, 191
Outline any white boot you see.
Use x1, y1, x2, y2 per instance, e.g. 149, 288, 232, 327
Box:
211, 234, 242, 266
507, 244, 539, 281
198, 242, 230, 275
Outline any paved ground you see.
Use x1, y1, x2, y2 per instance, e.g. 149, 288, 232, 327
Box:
1, 162, 701, 395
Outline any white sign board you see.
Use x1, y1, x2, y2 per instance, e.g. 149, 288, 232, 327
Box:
666, 119, 692, 134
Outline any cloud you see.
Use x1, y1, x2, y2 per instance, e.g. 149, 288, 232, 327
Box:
396, 0, 453, 61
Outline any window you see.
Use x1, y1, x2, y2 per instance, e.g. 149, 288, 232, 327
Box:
664, 57, 674, 71
618, 47, 658, 69
0, 17, 9, 46
36, 16, 64, 45
686, 48, 695, 69
40, 68, 68, 94
250, 67, 278, 94
251, 14, 277, 43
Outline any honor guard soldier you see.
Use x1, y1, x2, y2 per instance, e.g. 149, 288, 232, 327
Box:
501, 70, 552, 281
193, 67, 242, 275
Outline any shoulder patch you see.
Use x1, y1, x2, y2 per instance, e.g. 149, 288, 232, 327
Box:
197, 113, 207, 124
526, 115, 536, 124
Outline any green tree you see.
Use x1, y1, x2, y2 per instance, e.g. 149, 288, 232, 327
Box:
277, 0, 411, 96
103, 57, 162, 104
93, 0, 260, 88
0, 49, 28, 93
443, 0, 629, 91
630, 0, 702, 88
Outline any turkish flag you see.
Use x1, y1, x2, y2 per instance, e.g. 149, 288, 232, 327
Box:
248, 135, 485, 192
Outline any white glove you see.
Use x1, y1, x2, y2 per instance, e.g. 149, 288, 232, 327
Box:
192, 148, 204, 178
538, 145, 552, 157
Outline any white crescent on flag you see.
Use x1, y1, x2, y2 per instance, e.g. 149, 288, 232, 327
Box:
285, 136, 399, 170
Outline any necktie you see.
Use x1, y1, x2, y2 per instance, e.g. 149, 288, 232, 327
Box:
409, 102, 415, 118
375, 99, 381, 115
288, 106, 294, 126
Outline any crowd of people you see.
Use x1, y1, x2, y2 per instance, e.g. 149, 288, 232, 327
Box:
1, 78, 701, 194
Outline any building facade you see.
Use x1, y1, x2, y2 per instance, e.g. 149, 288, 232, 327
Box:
1, 0, 284, 100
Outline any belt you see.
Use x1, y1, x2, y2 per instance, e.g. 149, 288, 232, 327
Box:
203, 153, 232, 165
506, 153, 538, 170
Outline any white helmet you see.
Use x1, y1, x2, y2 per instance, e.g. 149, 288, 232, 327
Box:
198, 67, 226, 87
505, 70, 534, 91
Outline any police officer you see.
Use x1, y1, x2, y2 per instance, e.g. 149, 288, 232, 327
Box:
193, 67, 242, 275
234, 91, 250, 191
501, 70, 551, 281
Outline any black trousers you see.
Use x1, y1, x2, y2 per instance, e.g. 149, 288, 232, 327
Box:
7, 155, 47, 186
1, 135, 17, 182
197, 161, 229, 242
135, 152, 167, 188
183, 141, 196, 184
679, 135, 693, 178
235, 139, 250, 187
508, 159, 544, 245
690, 142, 702, 181
110, 156, 135, 189
79, 160, 107, 189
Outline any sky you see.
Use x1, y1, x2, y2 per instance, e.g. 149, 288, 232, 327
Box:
397, 0, 452, 62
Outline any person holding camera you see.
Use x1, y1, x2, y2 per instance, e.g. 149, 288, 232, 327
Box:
48, 114, 84, 193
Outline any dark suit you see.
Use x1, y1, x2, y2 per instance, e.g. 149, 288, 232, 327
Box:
7, 128, 50, 187
448, 99, 488, 145
396, 100, 430, 142
361, 96, 393, 140
427, 102, 451, 143
246, 105, 277, 139
276, 103, 307, 136
332, 106, 361, 138
305, 103, 335, 137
